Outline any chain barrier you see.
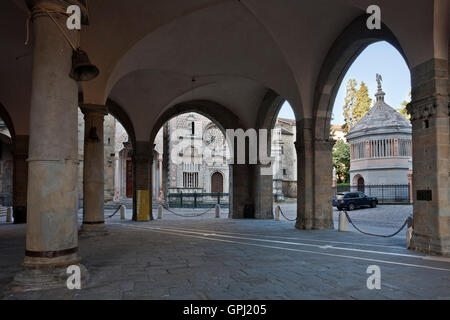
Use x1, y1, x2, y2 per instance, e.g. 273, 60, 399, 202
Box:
105, 206, 122, 219
278, 206, 297, 222
344, 211, 413, 238
161, 203, 216, 217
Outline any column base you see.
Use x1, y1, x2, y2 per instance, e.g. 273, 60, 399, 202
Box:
23, 251, 81, 269
79, 222, 109, 238
312, 218, 334, 230
295, 218, 312, 230
6, 264, 88, 293
295, 218, 334, 230
409, 233, 450, 257
13, 206, 27, 224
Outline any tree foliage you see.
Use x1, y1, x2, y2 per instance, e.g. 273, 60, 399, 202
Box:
332, 140, 350, 183
342, 79, 372, 133
397, 92, 411, 120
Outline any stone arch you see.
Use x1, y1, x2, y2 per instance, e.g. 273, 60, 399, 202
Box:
0, 102, 16, 144
150, 100, 240, 217
149, 100, 242, 146
252, 90, 294, 220
105, 99, 137, 152
313, 14, 410, 140
255, 89, 288, 131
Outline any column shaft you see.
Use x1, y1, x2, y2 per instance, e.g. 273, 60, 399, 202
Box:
81, 104, 107, 232
13, 135, 29, 224
25, 6, 79, 268
313, 138, 335, 229
162, 123, 169, 200
229, 164, 253, 219
407, 58, 449, 255
133, 141, 153, 221
295, 119, 314, 229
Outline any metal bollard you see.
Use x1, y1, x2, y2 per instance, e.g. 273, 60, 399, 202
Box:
120, 205, 126, 220
406, 227, 413, 249
275, 206, 281, 221
215, 204, 220, 218
6, 207, 12, 223
338, 211, 348, 232
158, 205, 163, 219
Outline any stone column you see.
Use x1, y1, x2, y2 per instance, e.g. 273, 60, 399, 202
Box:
162, 123, 169, 200
312, 138, 335, 229
80, 104, 108, 236
393, 139, 399, 156
295, 119, 314, 229
132, 141, 153, 221
229, 163, 253, 219
407, 170, 413, 204
158, 158, 163, 199
24, 2, 80, 269
252, 163, 273, 219
407, 58, 449, 256
13, 135, 29, 224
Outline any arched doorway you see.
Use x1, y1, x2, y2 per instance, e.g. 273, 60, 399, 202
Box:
211, 172, 223, 193
357, 176, 365, 193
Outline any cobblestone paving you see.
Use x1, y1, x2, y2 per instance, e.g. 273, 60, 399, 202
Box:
0, 205, 449, 300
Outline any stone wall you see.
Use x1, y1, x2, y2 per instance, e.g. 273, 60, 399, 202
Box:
167, 112, 230, 193
272, 118, 297, 199
103, 114, 116, 202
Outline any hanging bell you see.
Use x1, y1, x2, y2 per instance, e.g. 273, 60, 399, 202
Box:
87, 126, 100, 142
70, 49, 99, 81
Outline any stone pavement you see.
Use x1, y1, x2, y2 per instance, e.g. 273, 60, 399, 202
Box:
277, 202, 413, 238
0, 206, 449, 300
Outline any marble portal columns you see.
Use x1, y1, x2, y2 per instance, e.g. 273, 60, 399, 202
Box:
80, 104, 108, 235
24, 2, 80, 268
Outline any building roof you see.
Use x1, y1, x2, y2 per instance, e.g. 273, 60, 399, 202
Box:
346, 75, 411, 140
277, 118, 296, 126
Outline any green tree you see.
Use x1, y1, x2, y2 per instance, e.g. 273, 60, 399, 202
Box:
332, 140, 350, 183
397, 92, 411, 120
342, 78, 357, 133
342, 79, 372, 133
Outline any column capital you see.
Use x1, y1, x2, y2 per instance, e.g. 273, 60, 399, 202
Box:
406, 95, 446, 121
26, 0, 90, 25
134, 141, 152, 162
313, 138, 336, 151
80, 104, 108, 116
296, 118, 314, 131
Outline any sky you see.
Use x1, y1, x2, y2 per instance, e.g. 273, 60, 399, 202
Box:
277, 41, 411, 125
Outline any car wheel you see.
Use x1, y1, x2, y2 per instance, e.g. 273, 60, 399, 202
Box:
348, 203, 355, 211
371, 201, 377, 208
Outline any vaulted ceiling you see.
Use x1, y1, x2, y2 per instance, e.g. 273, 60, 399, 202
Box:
0, 0, 447, 140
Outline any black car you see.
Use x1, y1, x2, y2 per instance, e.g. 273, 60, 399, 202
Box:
332, 191, 378, 211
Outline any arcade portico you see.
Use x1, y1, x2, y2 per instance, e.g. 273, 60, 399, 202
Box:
0, 0, 448, 290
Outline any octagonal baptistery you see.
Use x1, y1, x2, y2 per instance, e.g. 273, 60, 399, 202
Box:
346, 79, 412, 188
